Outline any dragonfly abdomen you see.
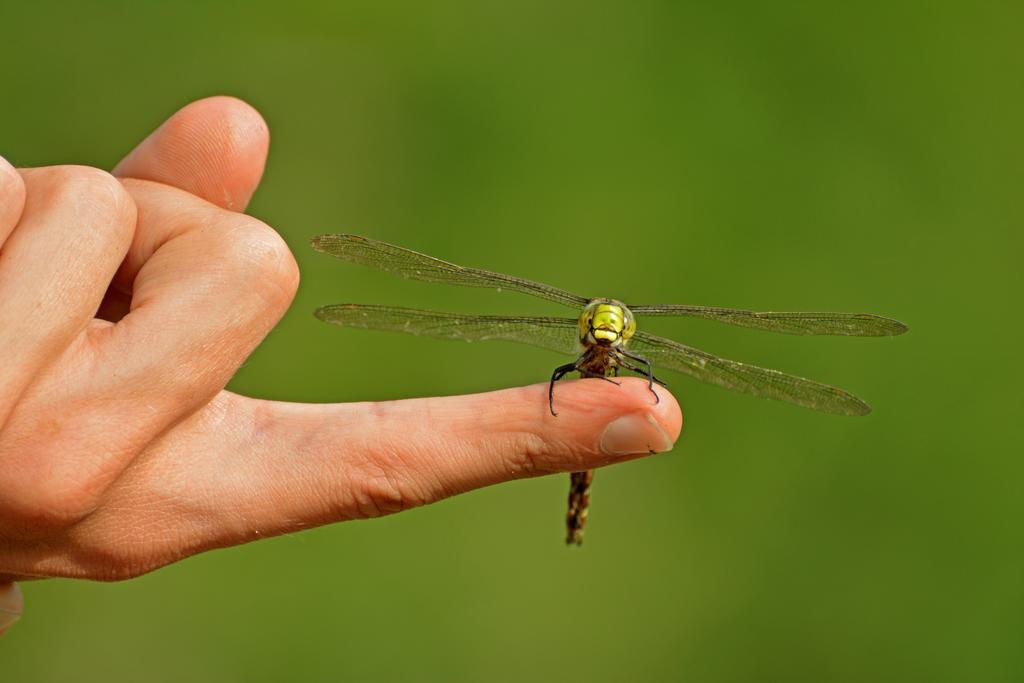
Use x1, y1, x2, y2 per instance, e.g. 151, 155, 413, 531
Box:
565, 345, 620, 545
566, 470, 594, 545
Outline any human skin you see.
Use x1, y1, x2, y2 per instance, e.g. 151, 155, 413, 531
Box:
0, 97, 682, 635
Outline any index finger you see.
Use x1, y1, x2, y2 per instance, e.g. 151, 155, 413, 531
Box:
13, 379, 682, 578
89, 378, 682, 552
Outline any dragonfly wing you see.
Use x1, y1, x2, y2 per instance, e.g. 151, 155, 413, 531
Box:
628, 305, 908, 337
630, 330, 871, 416
311, 234, 589, 309
315, 304, 580, 356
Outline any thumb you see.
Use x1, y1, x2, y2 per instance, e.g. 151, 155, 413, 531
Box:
112, 96, 269, 211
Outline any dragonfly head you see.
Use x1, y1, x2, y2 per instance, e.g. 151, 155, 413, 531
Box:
579, 299, 636, 348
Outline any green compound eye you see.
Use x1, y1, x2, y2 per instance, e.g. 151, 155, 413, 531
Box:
577, 300, 633, 346
622, 309, 637, 341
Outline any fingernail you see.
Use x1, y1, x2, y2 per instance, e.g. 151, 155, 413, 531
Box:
0, 582, 23, 635
599, 412, 674, 456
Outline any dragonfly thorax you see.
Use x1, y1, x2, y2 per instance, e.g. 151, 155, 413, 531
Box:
579, 299, 636, 349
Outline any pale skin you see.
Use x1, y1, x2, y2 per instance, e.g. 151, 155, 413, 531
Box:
0, 97, 682, 634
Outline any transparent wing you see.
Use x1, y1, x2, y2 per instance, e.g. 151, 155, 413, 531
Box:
311, 234, 589, 309
628, 305, 908, 337
314, 303, 580, 355
630, 330, 871, 416
317, 305, 872, 415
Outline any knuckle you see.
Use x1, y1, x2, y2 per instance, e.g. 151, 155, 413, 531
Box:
43, 165, 136, 240
503, 429, 589, 478
342, 451, 430, 519
216, 216, 300, 305
502, 432, 552, 478
54, 165, 133, 214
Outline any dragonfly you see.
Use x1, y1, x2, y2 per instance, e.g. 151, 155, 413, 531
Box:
311, 234, 907, 545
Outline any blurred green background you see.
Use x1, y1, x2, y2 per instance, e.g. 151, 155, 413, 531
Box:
1, 1, 1021, 681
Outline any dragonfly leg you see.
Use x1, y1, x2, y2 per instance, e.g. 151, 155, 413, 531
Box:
577, 368, 621, 386
549, 362, 578, 417
550, 360, 620, 416
618, 351, 663, 404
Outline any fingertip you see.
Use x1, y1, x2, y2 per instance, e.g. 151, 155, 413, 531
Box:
181, 95, 270, 163
191, 95, 268, 128
651, 383, 683, 444
539, 377, 682, 456
113, 95, 270, 211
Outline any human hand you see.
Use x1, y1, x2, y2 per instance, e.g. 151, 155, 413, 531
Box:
0, 97, 681, 633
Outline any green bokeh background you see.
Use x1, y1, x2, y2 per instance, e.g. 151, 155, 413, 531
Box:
2, 1, 1021, 681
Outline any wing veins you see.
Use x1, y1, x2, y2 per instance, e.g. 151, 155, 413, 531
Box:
630, 330, 870, 415
311, 234, 589, 309
314, 303, 580, 355
628, 305, 908, 337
